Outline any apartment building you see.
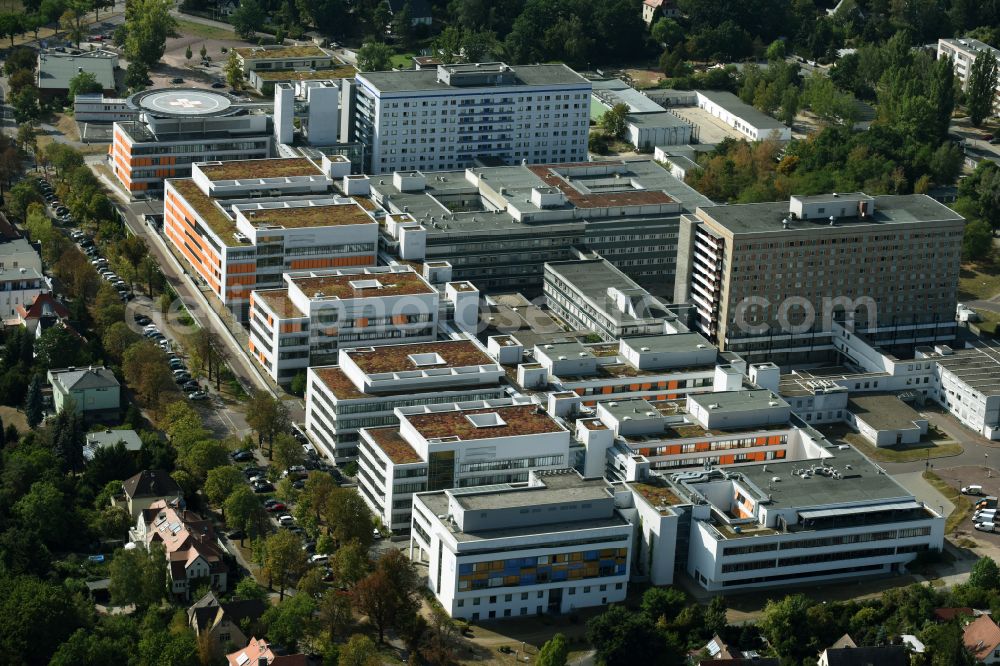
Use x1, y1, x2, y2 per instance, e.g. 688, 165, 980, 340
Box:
163, 158, 379, 321
351, 62, 592, 174
248, 265, 438, 383
111, 89, 273, 195
544, 258, 683, 341
370, 159, 713, 296
305, 339, 507, 463
938, 38, 1000, 114
411, 469, 631, 621
357, 398, 571, 533
674, 193, 964, 365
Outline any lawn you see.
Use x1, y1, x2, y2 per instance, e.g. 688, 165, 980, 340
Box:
923, 470, 974, 532
175, 18, 237, 41
958, 260, 1000, 302
389, 52, 416, 69
843, 432, 963, 464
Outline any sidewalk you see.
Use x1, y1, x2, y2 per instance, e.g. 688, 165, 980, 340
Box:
893, 471, 955, 516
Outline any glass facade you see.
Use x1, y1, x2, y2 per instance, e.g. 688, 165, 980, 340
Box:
457, 548, 628, 591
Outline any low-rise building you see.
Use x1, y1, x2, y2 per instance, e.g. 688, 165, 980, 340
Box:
846, 394, 927, 447
0, 266, 45, 323
47, 365, 120, 420
306, 338, 506, 463
73, 93, 137, 123
642, 0, 680, 24
234, 44, 334, 74
509, 334, 729, 407
591, 78, 694, 149
133, 499, 228, 599
248, 265, 438, 383
962, 615, 1000, 665
15, 292, 70, 335
544, 258, 683, 341
37, 49, 117, 99
188, 591, 267, 659
919, 341, 1000, 440
164, 158, 379, 321
693, 90, 792, 141
84, 428, 143, 462
411, 469, 631, 620
359, 398, 571, 532
121, 469, 183, 520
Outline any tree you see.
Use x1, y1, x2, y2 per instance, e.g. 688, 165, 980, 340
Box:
204, 466, 243, 518
586, 605, 669, 666
332, 539, 371, 587
50, 407, 86, 474
352, 549, 419, 643
234, 576, 268, 601
184, 45, 192, 61
537, 633, 569, 666
963, 219, 994, 262
968, 51, 999, 127
600, 103, 629, 140
263, 529, 309, 600
765, 38, 786, 61
231, 0, 264, 40
930, 55, 956, 141
758, 594, 815, 662
122, 341, 174, 409
262, 594, 316, 650
14, 480, 70, 546
357, 41, 393, 71
290, 370, 307, 396
24, 373, 43, 429
102, 322, 142, 365
60, 7, 84, 47
0, 13, 23, 47
920, 620, 977, 666
970, 556, 1000, 590
272, 433, 304, 472
177, 439, 229, 481
0, 575, 89, 664
318, 588, 353, 641
124, 0, 176, 69
109, 542, 168, 610
640, 586, 686, 622
339, 634, 380, 666
246, 390, 290, 458
326, 488, 374, 549
68, 71, 102, 100
125, 61, 149, 90
199, 43, 207, 60
15, 122, 37, 157
651, 17, 683, 48
35, 325, 89, 370
10, 85, 40, 124
6, 180, 41, 222
225, 50, 244, 91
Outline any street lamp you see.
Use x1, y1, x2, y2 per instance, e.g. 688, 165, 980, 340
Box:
988, 453, 991, 478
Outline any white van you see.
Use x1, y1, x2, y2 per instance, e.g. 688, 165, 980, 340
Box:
963, 485, 984, 495
975, 522, 995, 533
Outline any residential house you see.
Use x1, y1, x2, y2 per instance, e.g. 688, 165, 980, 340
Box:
84, 428, 143, 462
188, 591, 267, 657
697, 635, 778, 665
226, 637, 307, 666
133, 499, 228, 599
47, 365, 120, 420
642, 0, 680, 25
121, 469, 183, 520
15, 292, 70, 335
817, 634, 907, 666
963, 615, 1000, 665
387, 0, 432, 26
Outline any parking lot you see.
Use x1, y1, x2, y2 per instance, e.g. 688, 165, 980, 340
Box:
935, 465, 1000, 547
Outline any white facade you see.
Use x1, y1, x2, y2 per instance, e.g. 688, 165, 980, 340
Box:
249, 265, 437, 383
411, 470, 631, 620
938, 38, 1000, 115
694, 90, 792, 141
306, 338, 506, 463
360, 398, 571, 534
0, 267, 44, 322
354, 63, 591, 173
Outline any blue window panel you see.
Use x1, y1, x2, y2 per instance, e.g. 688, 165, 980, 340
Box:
459, 564, 473, 574
584, 550, 599, 561
520, 574, 536, 585
552, 570, 568, 582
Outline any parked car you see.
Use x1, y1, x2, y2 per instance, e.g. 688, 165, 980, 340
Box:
134, 314, 151, 326
188, 391, 208, 401
211, 81, 225, 88
976, 522, 996, 533
169, 360, 186, 370
252, 481, 274, 493
244, 466, 264, 478
278, 515, 295, 526
231, 450, 253, 462
309, 554, 329, 564
182, 381, 200, 393
171, 77, 184, 84
266, 502, 287, 513
227, 529, 246, 540
372, 528, 382, 540
174, 373, 192, 384
263, 498, 281, 507
292, 479, 306, 490
963, 485, 984, 496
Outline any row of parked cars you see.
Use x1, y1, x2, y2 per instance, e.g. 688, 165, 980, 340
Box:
36, 178, 73, 225
138, 315, 207, 400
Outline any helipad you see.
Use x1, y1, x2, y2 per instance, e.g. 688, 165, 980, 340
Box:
131, 89, 234, 118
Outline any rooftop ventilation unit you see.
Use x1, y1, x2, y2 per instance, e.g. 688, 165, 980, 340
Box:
466, 412, 507, 429
349, 279, 382, 290
409, 352, 446, 367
